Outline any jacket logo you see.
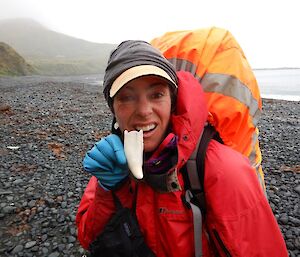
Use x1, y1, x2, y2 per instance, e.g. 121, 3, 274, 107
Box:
159, 207, 184, 215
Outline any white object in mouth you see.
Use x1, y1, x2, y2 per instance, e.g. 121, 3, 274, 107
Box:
124, 130, 144, 179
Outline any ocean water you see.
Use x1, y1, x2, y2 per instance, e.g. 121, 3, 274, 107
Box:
253, 68, 300, 101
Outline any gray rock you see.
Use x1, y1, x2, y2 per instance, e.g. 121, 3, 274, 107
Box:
13, 179, 24, 185
289, 217, 300, 226
294, 185, 300, 194
11, 244, 23, 254
68, 236, 77, 243
24, 241, 36, 249
28, 200, 36, 208
41, 247, 49, 254
3, 206, 16, 214
48, 252, 60, 257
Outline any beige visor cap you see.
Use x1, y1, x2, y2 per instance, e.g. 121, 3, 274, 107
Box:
109, 65, 177, 98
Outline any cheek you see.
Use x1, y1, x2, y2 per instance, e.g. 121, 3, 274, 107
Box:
114, 114, 125, 132
161, 102, 172, 122
114, 107, 130, 132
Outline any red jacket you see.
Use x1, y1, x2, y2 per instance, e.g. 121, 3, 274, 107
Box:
76, 71, 288, 257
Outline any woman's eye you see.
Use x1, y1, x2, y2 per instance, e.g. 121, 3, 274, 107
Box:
117, 94, 135, 102
151, 92, 164, 99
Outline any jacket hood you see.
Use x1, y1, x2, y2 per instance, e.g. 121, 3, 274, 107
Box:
171, 71, 208, 169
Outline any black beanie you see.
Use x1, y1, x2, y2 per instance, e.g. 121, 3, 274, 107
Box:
103, 40, 178, 108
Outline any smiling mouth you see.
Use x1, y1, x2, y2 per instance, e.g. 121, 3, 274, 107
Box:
135, 124, 156, 132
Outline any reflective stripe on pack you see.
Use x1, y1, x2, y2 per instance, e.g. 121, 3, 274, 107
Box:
168, 58, 200, 78
168, 58, 262, 127
201, 73, 261, 126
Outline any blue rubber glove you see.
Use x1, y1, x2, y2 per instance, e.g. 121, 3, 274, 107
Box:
83, 134, 129, 190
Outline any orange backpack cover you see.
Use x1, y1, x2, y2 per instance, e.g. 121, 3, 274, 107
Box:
151, 27, 265, 189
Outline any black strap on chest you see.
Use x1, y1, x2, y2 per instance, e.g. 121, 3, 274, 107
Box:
183, 124, 221, 212
182, 124, 222, 257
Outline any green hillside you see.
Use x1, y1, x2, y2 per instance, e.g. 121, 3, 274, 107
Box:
0, 42, 35, 76
0, 18, 117, 75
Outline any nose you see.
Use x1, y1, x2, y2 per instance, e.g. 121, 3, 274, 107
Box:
135, 96, 153, 117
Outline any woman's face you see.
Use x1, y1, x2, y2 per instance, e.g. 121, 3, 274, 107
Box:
113, 75, 172, 153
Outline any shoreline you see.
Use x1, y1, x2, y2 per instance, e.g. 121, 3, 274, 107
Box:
0, 79, 299, 256
262, 96, 300, 102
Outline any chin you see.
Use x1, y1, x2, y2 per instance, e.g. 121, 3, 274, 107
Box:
143, 135, 164, 153
144, 143, 158, 154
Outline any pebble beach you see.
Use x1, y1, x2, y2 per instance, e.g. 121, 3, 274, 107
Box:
0, 76, 299, 257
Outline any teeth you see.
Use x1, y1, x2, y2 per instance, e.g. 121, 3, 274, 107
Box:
136, 124, 155, 132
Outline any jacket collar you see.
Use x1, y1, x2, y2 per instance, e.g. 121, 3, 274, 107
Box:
171, 71, 208, 169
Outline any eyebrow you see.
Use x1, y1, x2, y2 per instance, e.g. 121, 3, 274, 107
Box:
124, 81, 168, 91
148, 82, 168, 89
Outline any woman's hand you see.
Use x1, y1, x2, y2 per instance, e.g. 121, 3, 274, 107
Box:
83, 134, 129, 190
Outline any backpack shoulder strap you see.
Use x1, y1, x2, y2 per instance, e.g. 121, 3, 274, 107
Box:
183, 124, 219, 257
185, 124, 218, 211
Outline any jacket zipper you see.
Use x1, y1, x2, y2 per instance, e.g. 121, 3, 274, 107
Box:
212, 229, 232, 257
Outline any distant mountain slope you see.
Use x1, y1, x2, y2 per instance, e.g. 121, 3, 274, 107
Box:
0, 42, 35, 76
0, 18, 116, 75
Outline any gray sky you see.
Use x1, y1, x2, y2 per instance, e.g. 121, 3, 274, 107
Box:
1, 0, 299, 69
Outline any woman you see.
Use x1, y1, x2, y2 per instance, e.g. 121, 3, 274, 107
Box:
76, 40, 288, 256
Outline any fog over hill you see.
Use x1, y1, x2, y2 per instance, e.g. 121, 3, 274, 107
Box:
0, 18, 116, 75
